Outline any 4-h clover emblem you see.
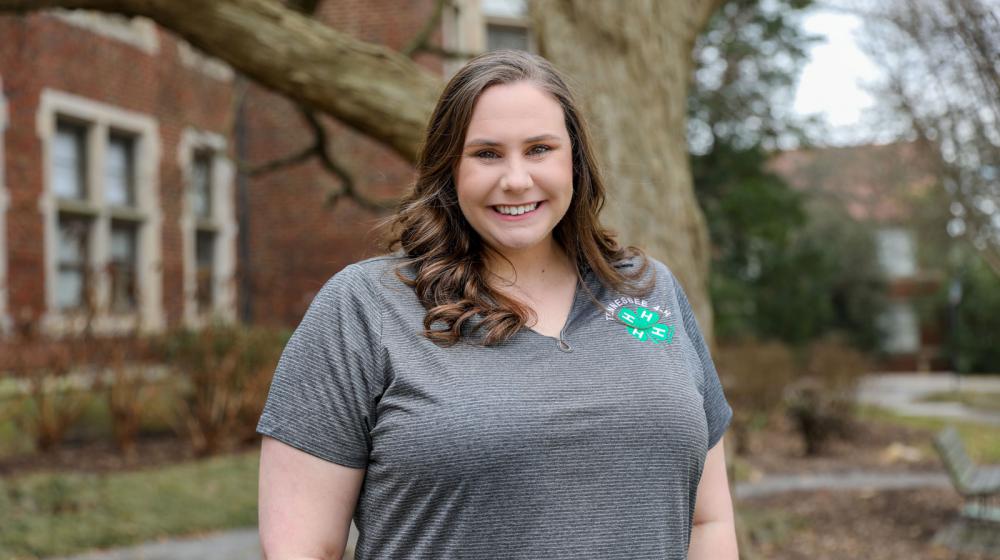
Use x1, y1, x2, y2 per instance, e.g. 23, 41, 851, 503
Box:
616, 306, 676, 344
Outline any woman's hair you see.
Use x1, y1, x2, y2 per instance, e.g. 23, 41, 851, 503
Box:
377, 49, 653, 347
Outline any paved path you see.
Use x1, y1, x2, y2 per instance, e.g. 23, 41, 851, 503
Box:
856, 372, 1000, 426
45, 372, 1000, 560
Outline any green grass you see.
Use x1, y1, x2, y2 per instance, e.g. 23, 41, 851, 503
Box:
0, 449, 260, 559
917, 390, 1000, 413
855, 404, 1000, 463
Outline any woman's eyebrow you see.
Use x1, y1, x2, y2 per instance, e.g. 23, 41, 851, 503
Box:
464, 134, 562, 148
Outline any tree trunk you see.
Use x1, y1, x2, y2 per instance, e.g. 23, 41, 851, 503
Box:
530, 0, 724, 343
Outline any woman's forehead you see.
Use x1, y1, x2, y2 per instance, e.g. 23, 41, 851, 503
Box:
466, 82, 567, 139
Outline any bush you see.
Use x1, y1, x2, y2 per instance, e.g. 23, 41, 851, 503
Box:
784, 333, 871, 455
716, 337, 797, 454
157, 321, 289, 456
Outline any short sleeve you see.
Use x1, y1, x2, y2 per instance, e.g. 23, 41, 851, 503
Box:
256, 263, 385, 468
670, 270, 733, 451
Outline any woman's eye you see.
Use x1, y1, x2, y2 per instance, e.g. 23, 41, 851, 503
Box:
528, 145, 551, 156
475, 150, 500, 159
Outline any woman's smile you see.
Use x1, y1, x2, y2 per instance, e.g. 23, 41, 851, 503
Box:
491, 200, 545, 221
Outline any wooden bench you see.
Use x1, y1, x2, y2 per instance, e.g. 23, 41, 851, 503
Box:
934, 426, 1000, 522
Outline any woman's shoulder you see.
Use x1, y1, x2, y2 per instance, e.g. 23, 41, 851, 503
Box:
607, 251, 677, 288
324, 251, 415, 302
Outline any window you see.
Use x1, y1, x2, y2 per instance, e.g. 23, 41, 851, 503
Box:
876, 227, 916, 278
38, 89, 163, 336
179, 129, 237, 328
877, 301, 920, 354
443, 0, 534, 78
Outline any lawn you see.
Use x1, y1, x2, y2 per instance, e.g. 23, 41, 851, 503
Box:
0, 449, 260, 559
917, 390, 1000, 414
855, 403, 1000, 463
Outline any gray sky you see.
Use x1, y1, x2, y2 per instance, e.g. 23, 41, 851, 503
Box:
792, 6, 883, 145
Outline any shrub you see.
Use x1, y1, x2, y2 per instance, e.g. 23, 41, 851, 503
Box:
784, 333, 870, 455
157, 321, 288, 456
716, 337, 797, 454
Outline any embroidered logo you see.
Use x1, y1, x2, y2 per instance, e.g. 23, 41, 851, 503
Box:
616, 306, 676, 344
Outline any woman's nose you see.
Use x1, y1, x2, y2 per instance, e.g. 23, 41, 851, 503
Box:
502, 160, 532, 190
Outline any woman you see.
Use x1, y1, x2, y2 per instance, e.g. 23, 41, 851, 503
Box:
257, 50, 736, 559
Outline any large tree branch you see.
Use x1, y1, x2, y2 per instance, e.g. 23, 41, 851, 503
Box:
0, 0, 441, 163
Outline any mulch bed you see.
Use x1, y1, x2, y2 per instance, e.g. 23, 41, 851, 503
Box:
739, 411, 945, 476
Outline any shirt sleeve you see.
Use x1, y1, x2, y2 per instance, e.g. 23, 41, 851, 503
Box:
669, 269, 733, 451
256, 263, 385, 469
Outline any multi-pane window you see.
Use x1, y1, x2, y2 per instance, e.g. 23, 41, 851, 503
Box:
190, 149, 217, 315
49, 111, 147, 318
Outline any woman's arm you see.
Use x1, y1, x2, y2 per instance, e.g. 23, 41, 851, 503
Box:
259, 436, 366, 560
687, 436, 739, 560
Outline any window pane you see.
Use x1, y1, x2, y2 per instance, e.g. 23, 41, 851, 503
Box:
56, 215, 91, 310
110, 222, 138, 312
54, 121, 87, 200
106, 134, 136, 207
876, 227, 916, 278
191, 152, 212, 219
486, 23, 530, 52
196, 230, 215, 312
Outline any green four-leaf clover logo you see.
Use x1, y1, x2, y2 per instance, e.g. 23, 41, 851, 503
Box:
616, 306, 676, 344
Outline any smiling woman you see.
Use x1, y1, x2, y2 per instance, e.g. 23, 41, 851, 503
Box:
256, 49, 736, 560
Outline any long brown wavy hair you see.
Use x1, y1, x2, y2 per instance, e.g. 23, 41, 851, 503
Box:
376, 49, 654, 347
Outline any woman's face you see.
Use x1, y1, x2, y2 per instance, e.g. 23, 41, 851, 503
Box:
455, 81, 574, 261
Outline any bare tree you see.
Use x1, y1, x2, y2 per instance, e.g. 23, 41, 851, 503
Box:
849, 0, 1000, 276
0, 0, 726, 336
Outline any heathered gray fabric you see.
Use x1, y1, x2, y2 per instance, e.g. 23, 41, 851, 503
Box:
257, 252, 733, 559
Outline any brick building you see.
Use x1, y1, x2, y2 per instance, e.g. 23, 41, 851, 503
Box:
0, 1, 533, 365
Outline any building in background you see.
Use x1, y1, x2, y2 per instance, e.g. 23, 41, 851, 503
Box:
769, 141, 949, 371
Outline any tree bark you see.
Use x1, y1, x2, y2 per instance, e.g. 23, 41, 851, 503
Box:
530, 0, 725, 342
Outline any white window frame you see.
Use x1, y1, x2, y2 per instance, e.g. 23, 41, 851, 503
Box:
0, 76, 9, 335
443, 0, 533, 78
178, 128, 237, 329
51, 9, 159, 55
37, 89, 164, 337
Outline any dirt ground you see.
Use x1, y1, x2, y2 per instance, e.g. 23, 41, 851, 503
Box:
742, 487, 998, 560
736, 413, 999, 559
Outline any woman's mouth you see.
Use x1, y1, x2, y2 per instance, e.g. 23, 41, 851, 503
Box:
492, 201, 543, 220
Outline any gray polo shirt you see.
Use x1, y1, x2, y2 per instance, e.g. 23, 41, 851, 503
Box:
256, 252, 733, 559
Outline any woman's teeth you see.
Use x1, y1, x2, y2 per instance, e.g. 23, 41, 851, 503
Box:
494, 202, 539, 215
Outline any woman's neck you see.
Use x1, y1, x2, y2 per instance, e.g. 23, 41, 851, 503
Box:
485, 241, 576, 293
